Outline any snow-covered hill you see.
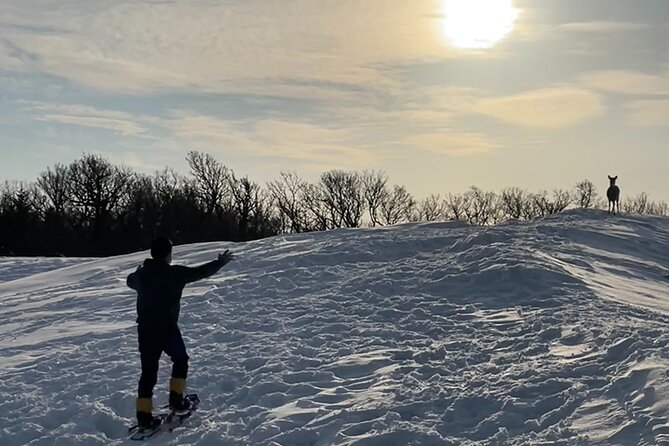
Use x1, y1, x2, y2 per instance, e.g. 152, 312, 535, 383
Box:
2, 210, 669, 445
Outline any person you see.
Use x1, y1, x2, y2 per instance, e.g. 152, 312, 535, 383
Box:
126, 236, 234, 429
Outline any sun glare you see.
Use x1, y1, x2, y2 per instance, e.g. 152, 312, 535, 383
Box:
441, 0, 519, 49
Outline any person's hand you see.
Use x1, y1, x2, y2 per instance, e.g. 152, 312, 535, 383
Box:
218, 249, 234, 266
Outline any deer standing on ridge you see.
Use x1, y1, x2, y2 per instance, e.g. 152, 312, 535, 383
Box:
607, 175, 620, 215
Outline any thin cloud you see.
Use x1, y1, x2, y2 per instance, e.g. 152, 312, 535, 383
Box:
168, 113, 377, 167
406, 132, 496, 156
323, 86, 483, 130
580, 70, 669, 96
0, 0, 465, 96
19, 101, 153, 136
37, 114, 146, 136
624, 99, 669, 127
0, 40, 25, 70
474, 87, 605, 128
558, 21, 652, 33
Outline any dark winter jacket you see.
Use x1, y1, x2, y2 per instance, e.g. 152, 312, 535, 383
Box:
127, 258, 224, 329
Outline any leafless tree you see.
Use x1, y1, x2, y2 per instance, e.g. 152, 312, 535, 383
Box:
154, 168, 186, 203
186, 151, 230, 216
500, 187, 528, 220
151, 168, 201, 240
1, 181, 44, 216
552, 189, 572, 213
574, 179, 598, 209
124, 174, 160, 233
416, 194, 447, 221
267, 172, 312, 233
68, 154, 133, 237
361, 170, 388, 227
463, 187, 501, 225
37, 163, 71, 216
379, 185, 415, 225
229, 173, 268, 239
531, 189, 572, 216
444, 193, 468, 221
520, 196, 542, 220
320, 170, 364, 228
0, 181, 46, 254
648, 201, 669, 216
300, 182, 329, 231
623, 192, 649, 214
250, 188, 277, 237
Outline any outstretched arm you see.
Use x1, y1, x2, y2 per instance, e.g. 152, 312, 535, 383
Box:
178, 250, 234, 284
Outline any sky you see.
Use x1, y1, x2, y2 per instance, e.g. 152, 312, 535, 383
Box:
1, 0, 668, 201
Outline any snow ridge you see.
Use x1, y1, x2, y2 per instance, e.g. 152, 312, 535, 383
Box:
2, 210, 669, 445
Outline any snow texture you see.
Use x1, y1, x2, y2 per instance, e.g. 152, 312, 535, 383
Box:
2, 209, 669, 445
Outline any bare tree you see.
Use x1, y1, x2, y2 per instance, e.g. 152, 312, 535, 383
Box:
532, 191, 552, 217
444, 193, 468, 221
123, 174, 160, 238
248, 187, 278, 238
416, 194, 447, 221
520, 196, 541, 220
648, 200, 669, 216
152, 168, 201, 241
0, 181, 46, 254
319, 170, 364, 228
267, 172, 311, 233
37, 163, 71, 216
229, 172, 266, 239
624, 192, 649, 214
462, 187, 500, 225
361, 170, 388, 227
154, 168, 185, 203
379, 185, 415, 225
186, 151, 230, 216
531, 189, 572, 217
301, 182, 329, 231
550, 189, 572, 214
500, 187, 528, 220
574, 179, 598, 209
68, 154, 133, 239
1, 181, 44, 216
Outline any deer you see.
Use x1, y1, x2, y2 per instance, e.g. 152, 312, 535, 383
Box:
607, 175, 620, 215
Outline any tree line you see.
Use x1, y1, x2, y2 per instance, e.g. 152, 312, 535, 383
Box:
1, 151, 667, 256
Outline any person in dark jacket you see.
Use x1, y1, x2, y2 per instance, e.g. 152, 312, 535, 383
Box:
127, 236, 234, 429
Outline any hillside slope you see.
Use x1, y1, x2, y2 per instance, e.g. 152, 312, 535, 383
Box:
2, 210, 669, 445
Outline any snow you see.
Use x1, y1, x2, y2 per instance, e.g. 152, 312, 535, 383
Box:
2, 209, 669, 445
0, 257, 92, 283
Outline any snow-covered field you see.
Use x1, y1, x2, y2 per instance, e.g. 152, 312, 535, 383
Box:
2, 210, 669, 445
0, 257, 92, 283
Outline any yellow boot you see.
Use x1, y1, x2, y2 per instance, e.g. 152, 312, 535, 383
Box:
169, 378, 190, 413
136, 398, 160, 429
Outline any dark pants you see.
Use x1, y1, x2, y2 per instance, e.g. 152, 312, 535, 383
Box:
137, 325, 189, 398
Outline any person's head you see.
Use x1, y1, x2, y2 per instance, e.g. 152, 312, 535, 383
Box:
150, 236, 173, 264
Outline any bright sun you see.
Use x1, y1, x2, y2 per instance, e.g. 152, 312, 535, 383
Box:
441, 0, 519, 49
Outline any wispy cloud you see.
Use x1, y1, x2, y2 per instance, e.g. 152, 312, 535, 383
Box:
558, 21, 652, 33
580, 70, 669, 96
19, 101, 154, 136
167, 113, 377, 168
624, 99, 669, 127
474, 87, 604, 128
0, 40, 25, 71
0, 0, 464, 97
19, 96, 500, 169
405, 132, 496, 156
